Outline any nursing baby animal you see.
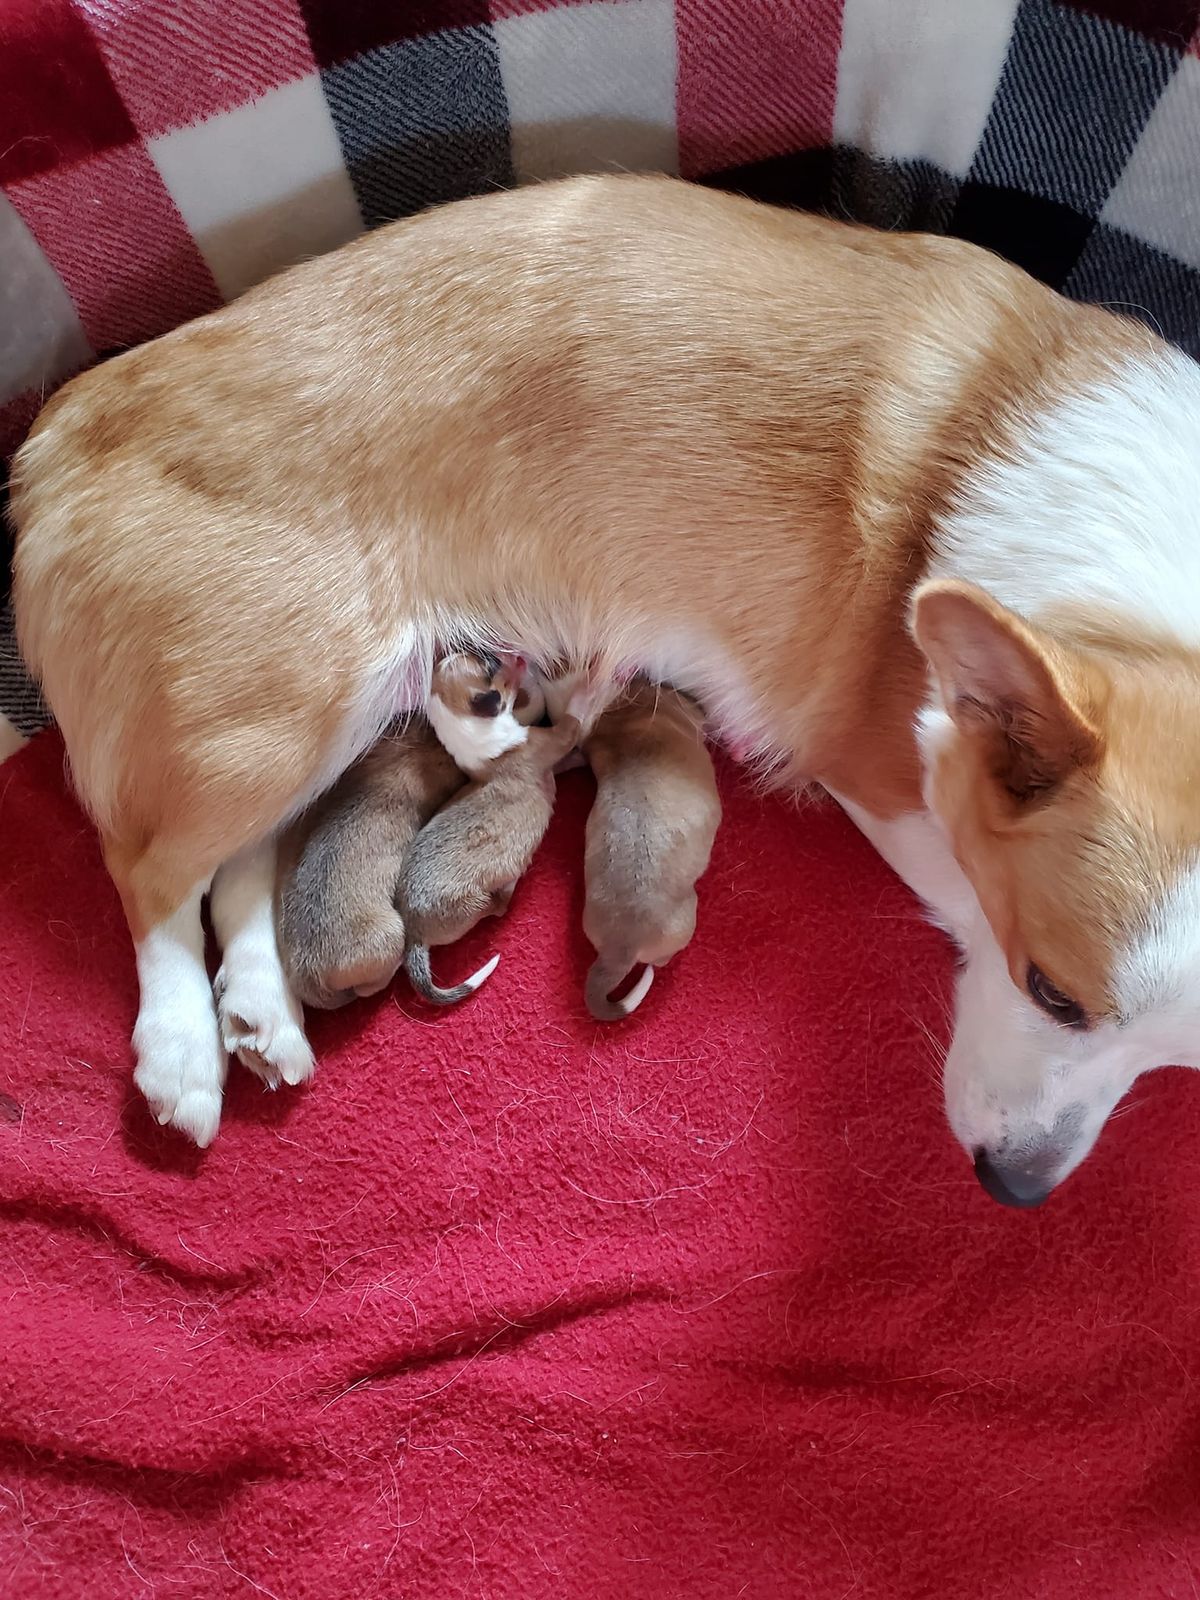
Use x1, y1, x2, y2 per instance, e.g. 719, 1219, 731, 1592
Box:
276, 651, 540, 1010
582, 680, 721, 1019
400, 709, 582, 1004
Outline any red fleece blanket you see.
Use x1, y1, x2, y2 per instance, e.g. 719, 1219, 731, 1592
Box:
3, 733, 1200, 1599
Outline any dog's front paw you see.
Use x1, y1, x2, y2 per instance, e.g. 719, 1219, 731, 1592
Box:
133, 1011, 227, 1147
214, 965, 316, 1091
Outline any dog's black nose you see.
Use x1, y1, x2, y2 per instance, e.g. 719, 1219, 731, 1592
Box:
973, 1149, 1053, 1209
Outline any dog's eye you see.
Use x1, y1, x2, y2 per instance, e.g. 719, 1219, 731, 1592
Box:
1026, 964, 1087, 1029
470, 690, 502, 719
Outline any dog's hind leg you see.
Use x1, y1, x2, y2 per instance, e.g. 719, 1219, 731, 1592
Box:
106, 843, 228, 1148
105, 751, 346, 1142
65, 611, 425, 1142
211, 836, 315, 1093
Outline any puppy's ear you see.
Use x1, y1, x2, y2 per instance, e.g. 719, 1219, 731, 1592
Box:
494, 652, 527, 695
911, 579, 1102, 802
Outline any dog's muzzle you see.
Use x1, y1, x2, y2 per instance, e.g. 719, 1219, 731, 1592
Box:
973, 1147, 1059, 1208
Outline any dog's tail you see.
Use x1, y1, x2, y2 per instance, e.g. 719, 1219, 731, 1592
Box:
585, 958, 654, 1021
405, 944, 499, 1006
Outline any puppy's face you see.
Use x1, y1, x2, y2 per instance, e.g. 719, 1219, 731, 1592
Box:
432, 651, 520, 720
913, 581, 1200, 1205
427, 651, 531, 776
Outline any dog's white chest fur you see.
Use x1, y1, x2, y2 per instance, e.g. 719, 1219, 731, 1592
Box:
930, 347, 1200, 644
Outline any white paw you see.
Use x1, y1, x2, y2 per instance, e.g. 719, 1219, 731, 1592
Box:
214, 965, 315, 1091
133, 1011, 227, 1148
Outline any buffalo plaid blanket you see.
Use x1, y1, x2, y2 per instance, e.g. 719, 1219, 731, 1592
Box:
3, 0, 1200, 747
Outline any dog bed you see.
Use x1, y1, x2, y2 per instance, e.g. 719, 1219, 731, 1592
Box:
6, 4, 1200, 1593
3, 730, 1200, 1597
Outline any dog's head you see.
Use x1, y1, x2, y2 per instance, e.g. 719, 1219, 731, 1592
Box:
911, 579, 1200, 1206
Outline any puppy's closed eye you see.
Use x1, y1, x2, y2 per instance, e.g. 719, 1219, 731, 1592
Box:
470, 690, 502, 718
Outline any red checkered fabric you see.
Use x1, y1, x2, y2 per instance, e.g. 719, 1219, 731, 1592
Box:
4, 1, 1200, 481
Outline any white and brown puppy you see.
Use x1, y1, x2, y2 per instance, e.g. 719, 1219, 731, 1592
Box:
278, 651, 543, 1009
426, 648, 545, 775
17, 174, 1200, 1199
580, 680, 720, 1020
400, 712, 581, 1004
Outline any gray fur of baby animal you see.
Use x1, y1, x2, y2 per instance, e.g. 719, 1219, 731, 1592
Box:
276, 650, 539, 1007
399, 713, 582, 1005
581, 680, 721, 1020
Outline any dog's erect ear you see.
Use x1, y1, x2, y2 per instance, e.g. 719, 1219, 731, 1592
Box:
911, 579, 1102, 802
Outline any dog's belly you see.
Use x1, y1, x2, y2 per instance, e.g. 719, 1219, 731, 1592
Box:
411, 619, 802, 781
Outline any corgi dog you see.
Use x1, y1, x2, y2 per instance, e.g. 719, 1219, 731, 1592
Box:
13, 174, 1200, 1203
